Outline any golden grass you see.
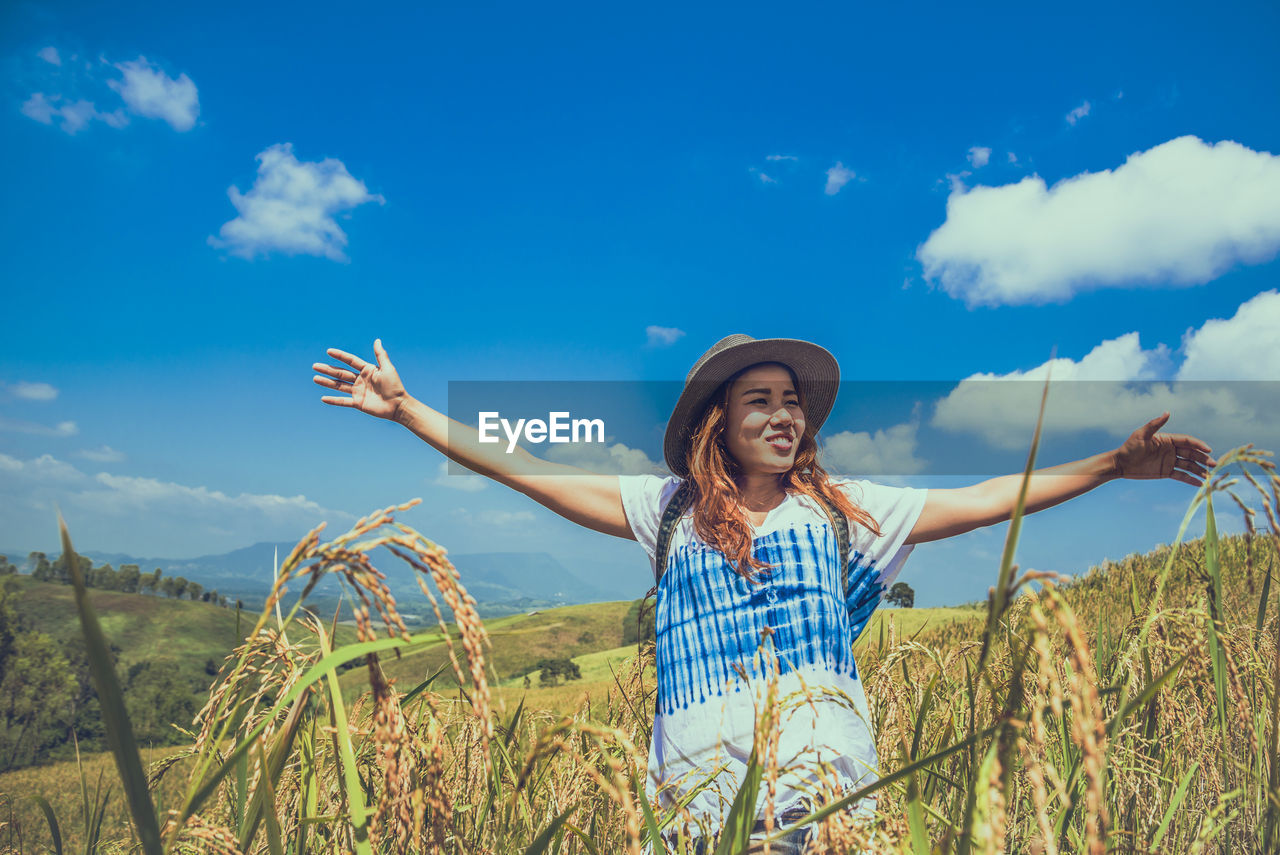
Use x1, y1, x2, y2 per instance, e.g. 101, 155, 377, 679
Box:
4, 445, 1279, 853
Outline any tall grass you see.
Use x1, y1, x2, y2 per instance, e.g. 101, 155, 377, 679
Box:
4, 441, 1280, 853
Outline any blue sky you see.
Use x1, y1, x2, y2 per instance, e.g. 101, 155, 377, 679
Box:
3, 0, 1278, 606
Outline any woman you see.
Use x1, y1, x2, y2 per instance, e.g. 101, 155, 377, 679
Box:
312, 334, 1213, 854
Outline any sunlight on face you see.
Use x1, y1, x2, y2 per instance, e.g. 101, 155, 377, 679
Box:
723, 363, 806, 475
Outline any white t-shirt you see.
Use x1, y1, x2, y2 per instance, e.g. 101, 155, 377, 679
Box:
619, 474, 928, 841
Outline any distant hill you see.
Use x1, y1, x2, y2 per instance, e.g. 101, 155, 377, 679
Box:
2, 543, 632, 619
8, 575, 247, 674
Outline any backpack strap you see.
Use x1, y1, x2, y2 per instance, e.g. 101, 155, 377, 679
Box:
811, 491, 852, 599
638, 479, 695, 645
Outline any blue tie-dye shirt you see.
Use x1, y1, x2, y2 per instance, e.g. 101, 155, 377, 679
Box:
619, 475, 928, 840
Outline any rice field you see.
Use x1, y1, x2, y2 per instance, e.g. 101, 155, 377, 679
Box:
2, 440, 1279, 854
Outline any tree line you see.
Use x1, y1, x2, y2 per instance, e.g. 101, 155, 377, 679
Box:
2, 552, 231, 608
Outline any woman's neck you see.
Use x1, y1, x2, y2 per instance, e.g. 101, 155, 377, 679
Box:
736, 472, 787, 511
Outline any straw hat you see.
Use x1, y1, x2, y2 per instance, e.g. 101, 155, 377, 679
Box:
663, 334, 840, 478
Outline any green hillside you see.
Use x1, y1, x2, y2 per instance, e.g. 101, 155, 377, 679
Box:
337, 600, 635, 697
0, 575, 362, 771
9, 575, 246, 667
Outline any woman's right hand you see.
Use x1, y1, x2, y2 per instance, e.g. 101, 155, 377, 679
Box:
313, 338, 408, 421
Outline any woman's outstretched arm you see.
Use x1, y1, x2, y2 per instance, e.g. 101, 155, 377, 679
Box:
904, 412, 1217, 545
313, 340, 636, 540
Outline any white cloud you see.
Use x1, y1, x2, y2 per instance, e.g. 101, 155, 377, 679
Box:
432, 459, 487, 492
967, 146, 991, 168
645, 325, 685, 347
821, 420, 928, 477
21, 93, 127, 134
0, 453, 354, 555
77, 445, 126, 463
938, 170, 971, 194
1007, 152, 1018, 164
929, 293, 1280, 451
1178, 290, 1280, 381
21, 52, 196, 136
749, 167, 777, 184
451, 507, 537, 527
208, 143, 385, 262
824, 162, 856, 195
917, 135, 1280, 307
543, 440, 667, 476
85, 472, 337, 518
107, 56, 199, 131
0, 452, 84, 483
6, 381, 58, 401
20, 93, 57, 124
1066, 100, 1092, 125
477, 509, 536, 526
930, 333, 1172, 449
0, 417, 78, 437
766, 154, 798, 162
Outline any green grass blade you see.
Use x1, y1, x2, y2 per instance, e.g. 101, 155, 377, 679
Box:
504, 696, 527, 749
1256, 558, 1273, 649
523, 807, 576, 855
57, 514, 163, 855
1204, 496, 1230, 745
73, 736, 89, 852
233, 749, 247, 832
562, 822, 603, 855
761, 724, 1000, 844
965, 742, 1001, 851
254, 740, 286, 855
907, 794, 930, 855
712, 740, 763, 855
1150, 761, 1198, 849
911, 675, 937, 762
978, 369, 1050, 673
317, 622, 374, 855
636, 768, 669, 855
179, 629, 443, 826
28, 795, 62, 855
239, 691, 309, 852
1106, 655, 1188, 741
85, 767, 109, 855
402, 659, 451, 706
294, 715, 317, 855
87, 782, 112, 854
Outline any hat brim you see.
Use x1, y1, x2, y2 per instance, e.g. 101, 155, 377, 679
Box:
663, 338, 840, 478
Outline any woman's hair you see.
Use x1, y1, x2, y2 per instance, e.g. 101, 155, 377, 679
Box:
685, 364, 882, 582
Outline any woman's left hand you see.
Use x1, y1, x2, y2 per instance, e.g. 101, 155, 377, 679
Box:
1112, 412, 1217, 486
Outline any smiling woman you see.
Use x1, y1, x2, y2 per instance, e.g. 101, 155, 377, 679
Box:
312, 332, 1215, 854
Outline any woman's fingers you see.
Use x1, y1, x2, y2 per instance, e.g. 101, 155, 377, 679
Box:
313, 374, 351, 391
373, 338, 391, 369
1175, 447, 1212, 466
319, 395, 357, 408
1176, 459, 1208, 479
1167, 433, 1213, 455
312, 362, 357, 383
1170, 469, 1202, 488
326, 347, 369, 371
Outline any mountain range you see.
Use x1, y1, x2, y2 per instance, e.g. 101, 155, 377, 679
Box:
1, 542, 633, 619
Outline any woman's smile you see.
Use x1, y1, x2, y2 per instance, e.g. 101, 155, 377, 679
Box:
765, 431, 794, 452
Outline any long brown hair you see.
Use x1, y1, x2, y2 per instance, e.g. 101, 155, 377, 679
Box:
684, 365, 882, 582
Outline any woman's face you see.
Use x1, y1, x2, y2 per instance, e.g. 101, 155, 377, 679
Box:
723, 363, 806, 476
